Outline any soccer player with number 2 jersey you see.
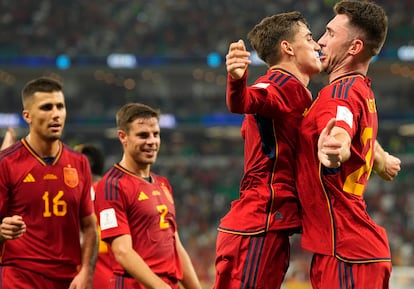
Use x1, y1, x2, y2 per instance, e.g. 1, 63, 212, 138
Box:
296, 1, 401, 288
94, 103, 201, 289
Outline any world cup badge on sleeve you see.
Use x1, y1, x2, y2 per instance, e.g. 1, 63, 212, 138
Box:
64, 166, 79, 188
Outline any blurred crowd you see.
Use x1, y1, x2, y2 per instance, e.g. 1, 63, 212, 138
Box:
1, 0, 413, 58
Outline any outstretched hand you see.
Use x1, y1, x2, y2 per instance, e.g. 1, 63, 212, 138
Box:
226, 39, 251, 80
317, 118, 344, 168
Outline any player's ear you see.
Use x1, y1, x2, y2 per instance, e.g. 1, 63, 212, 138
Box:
349, 38, 364, 56
118, 129, 127, 145
22, 110, 31, 124
280, 40, 294, 56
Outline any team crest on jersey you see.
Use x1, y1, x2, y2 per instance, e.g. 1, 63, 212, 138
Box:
64, 166, 79, 188
161, 182, 174, 204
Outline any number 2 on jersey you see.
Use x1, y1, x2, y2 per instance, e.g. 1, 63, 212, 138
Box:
343, 127, 373, 196
156, 204, 170, 229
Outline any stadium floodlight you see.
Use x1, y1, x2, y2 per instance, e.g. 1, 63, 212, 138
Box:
397, 45, 414, 61
56, 55, 71, 70
107, 54, 137, 69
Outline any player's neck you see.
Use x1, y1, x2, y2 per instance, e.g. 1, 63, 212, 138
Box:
119, 156, 151, 179
269, 63, 310, 87
25, 134, 60, 158
328, 58, 369, 83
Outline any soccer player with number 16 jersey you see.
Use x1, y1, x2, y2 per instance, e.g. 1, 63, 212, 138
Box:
0, 77, 98, 289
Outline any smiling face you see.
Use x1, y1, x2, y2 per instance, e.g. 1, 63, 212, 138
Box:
23, 91, 66, 142
119, 117, 161, 170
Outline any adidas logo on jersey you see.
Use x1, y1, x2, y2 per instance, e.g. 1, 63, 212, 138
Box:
23, 173, 35, 183
138, 191, 149, 201
274, 211, 283, 220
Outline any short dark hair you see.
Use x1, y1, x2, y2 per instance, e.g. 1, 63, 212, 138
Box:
334, 0, 388, 57
116, 103, 160, 133
21, 77, 63, 109
247, 11, 309, 67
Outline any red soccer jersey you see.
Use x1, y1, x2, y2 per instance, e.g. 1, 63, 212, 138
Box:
296, 74, 391, 262
219, 68, 312, 234
94, 164, 182, 280
0, 139, 94, 279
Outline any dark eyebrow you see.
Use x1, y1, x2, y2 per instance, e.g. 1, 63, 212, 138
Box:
39, 102, 65, 110
39, 103, 54, 110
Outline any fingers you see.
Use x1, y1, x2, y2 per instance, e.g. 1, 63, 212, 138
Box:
228, 39, 246, 52
324, 118, 337, 137
1, 215, 26, 240
383, 154, 401, 180
226, 40, 251, 64
226, 40, 251, 79
318, 118, 342, 168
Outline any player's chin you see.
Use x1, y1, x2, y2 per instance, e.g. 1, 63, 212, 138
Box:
307, 64, 322, 76
46, 132, 62, 141
144, 155, 157, 164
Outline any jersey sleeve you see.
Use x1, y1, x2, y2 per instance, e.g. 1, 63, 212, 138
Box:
95, 174, 131, 241
317, 84, 361, 139
226, 72, 287, 118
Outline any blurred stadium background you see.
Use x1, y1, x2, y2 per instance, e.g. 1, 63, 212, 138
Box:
1, 0, 414, 288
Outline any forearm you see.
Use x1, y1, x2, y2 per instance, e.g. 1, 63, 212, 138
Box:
176, 233, 201, 289
372, 140, 401, 181
79, 216, 98, 280
373, 140, 386, 173
111, 235, 169, 289
226, 72, 248, 113
178, 249, 201, 289
116, 247, 168, 289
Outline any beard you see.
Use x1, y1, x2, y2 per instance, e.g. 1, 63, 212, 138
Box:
45, 132, 62, 141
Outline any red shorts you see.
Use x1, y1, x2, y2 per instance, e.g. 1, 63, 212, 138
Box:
213, 231, 290, 289
310, 254, 391, 289
0, 266, 72, 289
